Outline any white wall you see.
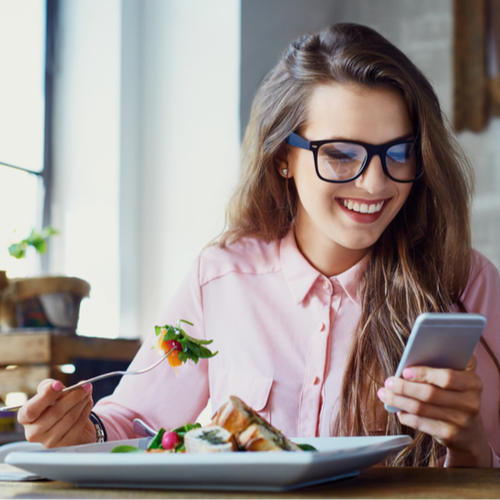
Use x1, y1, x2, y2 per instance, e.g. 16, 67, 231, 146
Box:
51, 0, 240, 339
123, 0, 241, 339
51, 0, 121, 338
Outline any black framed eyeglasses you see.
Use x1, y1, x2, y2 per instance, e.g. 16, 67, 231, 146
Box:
286, 132, 422, 183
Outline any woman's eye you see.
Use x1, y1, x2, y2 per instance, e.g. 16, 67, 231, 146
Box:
388, 152, 405, 162
322, 149, 359, 162
388, 144, 415, 162
327, 152, 352, 161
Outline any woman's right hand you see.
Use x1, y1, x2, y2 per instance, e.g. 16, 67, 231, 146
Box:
17, 379, 97, 448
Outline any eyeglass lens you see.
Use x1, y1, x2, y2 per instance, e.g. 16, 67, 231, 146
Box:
317, 142, 417, 182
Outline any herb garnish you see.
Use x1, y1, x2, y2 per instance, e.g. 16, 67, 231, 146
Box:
154, 319, 218, 364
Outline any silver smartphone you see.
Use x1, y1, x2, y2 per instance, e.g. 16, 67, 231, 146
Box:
384, 312, 486, 413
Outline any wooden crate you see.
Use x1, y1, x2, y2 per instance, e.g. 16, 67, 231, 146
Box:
0, 329, 141, 398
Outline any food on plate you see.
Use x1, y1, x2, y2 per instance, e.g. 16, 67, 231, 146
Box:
154, 319, 218, 372
112, 396, 317, 454
213, 396, 302, 452
184, 425, 237, 453
161, 430, 182, 450
147, 422, 202, 453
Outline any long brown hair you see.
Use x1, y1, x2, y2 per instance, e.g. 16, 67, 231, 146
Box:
218, 24, 494, 466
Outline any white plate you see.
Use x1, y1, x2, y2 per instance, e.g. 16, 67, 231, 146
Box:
6, 435, 412, 491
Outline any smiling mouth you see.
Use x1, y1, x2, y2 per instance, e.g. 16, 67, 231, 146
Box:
340, 199, 386, 214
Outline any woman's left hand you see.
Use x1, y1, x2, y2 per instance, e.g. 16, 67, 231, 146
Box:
377, 355, 492, 467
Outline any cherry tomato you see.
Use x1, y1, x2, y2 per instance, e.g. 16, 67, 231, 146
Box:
161, 339, 183, 368
162, 431, 181, 450
167, 350, 182, 368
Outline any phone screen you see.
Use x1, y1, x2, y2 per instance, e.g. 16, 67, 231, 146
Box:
384, 312, 486, 413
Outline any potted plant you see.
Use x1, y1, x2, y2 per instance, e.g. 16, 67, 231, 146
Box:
0, 227, 90, 332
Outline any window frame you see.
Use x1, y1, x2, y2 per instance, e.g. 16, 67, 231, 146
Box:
0, 0, 58, 272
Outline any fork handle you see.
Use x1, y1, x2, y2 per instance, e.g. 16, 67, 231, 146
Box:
2, 350, 174, 412
61, 371, 126, 393
1, 371, 126, 412
1, 403, 23, 411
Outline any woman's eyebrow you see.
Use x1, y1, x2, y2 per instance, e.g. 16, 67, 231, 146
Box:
389, 133, 415, 142
320, 132, 415, 143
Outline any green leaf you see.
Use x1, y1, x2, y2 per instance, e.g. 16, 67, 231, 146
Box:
182, 332, 214, 346
40, 226, 59, 239
297, 443, 318, 452
147, 427, 166, 450
197, 344, 218, 359
155, 321, 218, 365
111, 445, 142, 453
8, 242, 27, 259
31, 238, 46, 254
7, 225, 59, 259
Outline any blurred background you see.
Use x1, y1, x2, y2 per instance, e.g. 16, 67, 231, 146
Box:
1, 0, 499, 342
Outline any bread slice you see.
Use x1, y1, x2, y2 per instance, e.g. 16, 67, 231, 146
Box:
212, 395, 302, 452
184, 425, 237, 453
211, 399, 252, 436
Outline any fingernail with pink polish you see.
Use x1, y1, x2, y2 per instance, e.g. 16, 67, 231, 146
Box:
384, 378, 394, 389
377, 388, 385, 400
402, 368, 415, 380
52, 380, 63, 391
82, 383, 92, 392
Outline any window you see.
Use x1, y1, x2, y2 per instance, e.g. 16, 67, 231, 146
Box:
0, 0, 53, 276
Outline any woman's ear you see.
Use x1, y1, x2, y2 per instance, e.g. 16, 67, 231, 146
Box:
275, 145, 292, 178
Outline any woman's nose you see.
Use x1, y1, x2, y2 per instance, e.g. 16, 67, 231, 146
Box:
354, 154, 388, 194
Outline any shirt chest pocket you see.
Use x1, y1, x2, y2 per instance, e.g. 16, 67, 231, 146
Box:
211, 369, 274, 423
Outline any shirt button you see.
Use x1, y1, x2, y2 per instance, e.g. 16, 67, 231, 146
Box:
312, 376, 320, 385
322, 279, 330, 290
317, 322, 325, 331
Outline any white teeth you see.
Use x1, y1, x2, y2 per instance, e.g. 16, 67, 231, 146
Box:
342, 199, 384, 214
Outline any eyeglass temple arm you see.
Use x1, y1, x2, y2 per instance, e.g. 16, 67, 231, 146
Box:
286, 132, 311, 150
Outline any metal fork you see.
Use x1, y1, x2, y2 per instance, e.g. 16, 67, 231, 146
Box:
1, 348, 175, 412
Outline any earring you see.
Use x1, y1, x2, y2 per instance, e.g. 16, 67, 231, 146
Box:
281, 168, 288, 177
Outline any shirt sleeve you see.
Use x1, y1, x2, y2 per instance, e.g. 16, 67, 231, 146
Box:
92, 255, 210, 441
451, 251, 500, 467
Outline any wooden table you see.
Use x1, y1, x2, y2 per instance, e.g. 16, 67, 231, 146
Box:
1, 463, 499, 499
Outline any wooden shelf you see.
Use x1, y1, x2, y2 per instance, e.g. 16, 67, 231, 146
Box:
0, 329, 141, 398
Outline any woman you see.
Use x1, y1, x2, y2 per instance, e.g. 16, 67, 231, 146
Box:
18, 23, 500, 467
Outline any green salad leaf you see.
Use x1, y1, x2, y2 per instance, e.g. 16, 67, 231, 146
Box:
146, 423, 202, 453
111, 445, 142, 453
147, 428, 166, 450
297, 443, 318, 452
154, 319, 218, 364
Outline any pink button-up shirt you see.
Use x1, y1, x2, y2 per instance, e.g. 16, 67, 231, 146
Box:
95, 229, 500, 466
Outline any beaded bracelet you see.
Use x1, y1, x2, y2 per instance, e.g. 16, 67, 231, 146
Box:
89, 411, 107, 443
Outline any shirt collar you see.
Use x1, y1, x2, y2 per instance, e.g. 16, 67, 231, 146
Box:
336, 253, 370, 305
280, 228, 321, 305
279, 227, 369, 306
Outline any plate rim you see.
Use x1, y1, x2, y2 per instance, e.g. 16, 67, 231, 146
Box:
5, 434, 413, 491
